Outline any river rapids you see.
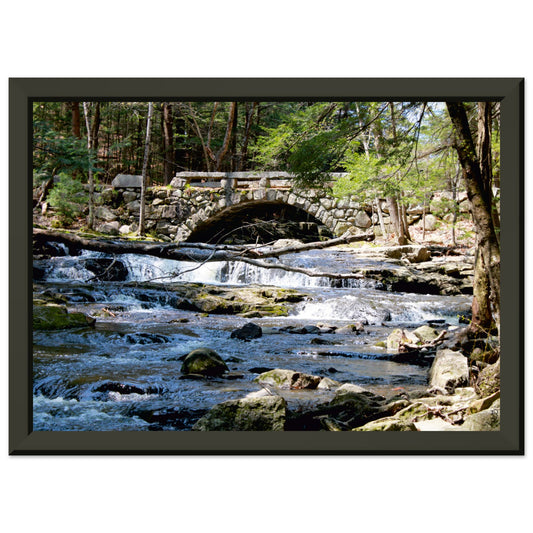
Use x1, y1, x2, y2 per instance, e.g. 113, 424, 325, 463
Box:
32, 245, 471, 431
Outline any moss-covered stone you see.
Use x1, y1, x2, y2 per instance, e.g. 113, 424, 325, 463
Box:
168, 284, 305, 317
254, 368, 322, 390
475, 359, 500, 397
180, 348, 229, 377
193, 395, 287, 431
33, 304, 95, 330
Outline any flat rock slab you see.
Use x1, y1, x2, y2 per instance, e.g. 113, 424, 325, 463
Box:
414, 419, 465, 431
112, 174, 143, 188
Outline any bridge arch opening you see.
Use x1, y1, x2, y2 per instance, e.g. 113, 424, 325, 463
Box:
185, 201, 334, 244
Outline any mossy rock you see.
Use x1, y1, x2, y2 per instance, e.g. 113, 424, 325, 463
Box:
33, 304, 95, 330
475, 360, 500, 397
193, 396, 287, 431
193, 294, 239, 314
180, 348, 229, 377
254, 368, 321, 390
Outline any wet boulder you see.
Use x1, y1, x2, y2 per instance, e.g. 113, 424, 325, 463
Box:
386, 328, 419, 351
428, 349, 469, 392
316, 377, 340, 390
310, 337, 335, 345
193, 395, 287, 431
83, 257, 129, 281
286, 383, 386, 430
413, 325, 439, 343
281, 325, 321, 335
230, 322, 262, 341
330, 383, 385, 406
254, 368, 322, 390
125, 332, 170, 344
335, 322, 365, 335
180, 348, 229, 377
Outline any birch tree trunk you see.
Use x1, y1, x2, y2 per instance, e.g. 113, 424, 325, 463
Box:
138, 102, 154, 236
82, 102, 95, 230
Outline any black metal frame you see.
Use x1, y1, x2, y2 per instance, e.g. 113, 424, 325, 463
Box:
9, 78, 524, 454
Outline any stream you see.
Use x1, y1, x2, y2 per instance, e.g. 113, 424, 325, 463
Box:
32, 245, 471, 431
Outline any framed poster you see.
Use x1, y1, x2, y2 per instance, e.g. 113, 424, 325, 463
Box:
9, 78, 524, 454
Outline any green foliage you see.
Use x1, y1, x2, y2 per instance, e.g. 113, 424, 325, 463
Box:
253, 102, 358, 186
33, 115, 98, 182
47, 173, 88, 224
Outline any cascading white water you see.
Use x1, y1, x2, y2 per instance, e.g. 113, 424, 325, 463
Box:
293, 290, 470, 324
222, 260, 331, 288
36, 250, 470, 324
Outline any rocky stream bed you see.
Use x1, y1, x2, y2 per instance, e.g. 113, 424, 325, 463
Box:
32, 239, 500, 431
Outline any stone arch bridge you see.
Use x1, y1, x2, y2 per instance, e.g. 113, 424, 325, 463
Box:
107, 171, 373, 243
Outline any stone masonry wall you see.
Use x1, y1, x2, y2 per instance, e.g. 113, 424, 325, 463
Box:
92, 171, 474, 242
93, 172, 373, 242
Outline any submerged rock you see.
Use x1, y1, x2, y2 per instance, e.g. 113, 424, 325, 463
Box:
180, 348, 229, 377
193, 395, 287, 431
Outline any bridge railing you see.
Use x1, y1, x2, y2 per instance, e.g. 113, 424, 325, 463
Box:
171, 171, 349, 190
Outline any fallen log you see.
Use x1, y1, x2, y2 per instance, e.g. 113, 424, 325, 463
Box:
32, 228, 374, 281
33, 228, 373, 261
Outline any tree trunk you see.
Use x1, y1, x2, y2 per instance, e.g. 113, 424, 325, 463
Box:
238, 102, 257, 170
70, 102, 81, 138
229, 102, 239, 171
375, 197, 388, 238
162, 102, 174, 184
470, 245, 494, 333
446, 102, 500, 334
91, 102, 101, 155
138, 102, 154, 236
82, 102, 95, 230
215, 102, 237, 170
387, 196, 408, 245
